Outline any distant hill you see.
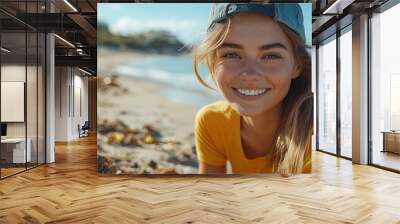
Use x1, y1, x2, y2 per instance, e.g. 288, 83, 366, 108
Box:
98, 22, 190, 54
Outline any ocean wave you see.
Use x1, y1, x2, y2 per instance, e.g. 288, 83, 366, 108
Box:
115, 56, 222, 106
115, 56, 217, 95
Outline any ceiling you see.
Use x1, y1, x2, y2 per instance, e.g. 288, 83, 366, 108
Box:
0, 0, 395, 74
311, 0, 391, 43
0, 0, 97, 74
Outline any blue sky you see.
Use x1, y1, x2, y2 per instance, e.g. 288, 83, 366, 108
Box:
98, 3, 312, 45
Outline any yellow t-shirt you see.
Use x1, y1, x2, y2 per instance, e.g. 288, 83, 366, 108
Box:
194, 101, 312, 174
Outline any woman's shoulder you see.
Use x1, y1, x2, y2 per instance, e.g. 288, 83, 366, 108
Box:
195, 101, 236, 124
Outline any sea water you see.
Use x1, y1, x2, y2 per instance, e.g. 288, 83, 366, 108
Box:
116, 54, 223, 107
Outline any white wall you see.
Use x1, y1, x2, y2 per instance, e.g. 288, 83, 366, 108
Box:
1, 63, 46, 164
1, 65, 26, 140
1, 65, 29, 138
54, 67, 89, 141
55, 66, 68, 141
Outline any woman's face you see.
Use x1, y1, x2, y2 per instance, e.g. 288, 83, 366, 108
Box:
214, 12, 301, 117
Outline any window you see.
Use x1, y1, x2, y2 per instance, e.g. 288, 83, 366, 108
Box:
312, 45, 317, 150
317, 36, 337, 154
339, 28, 352, 158
0, 1, 47, 179
370, 2, 400, 171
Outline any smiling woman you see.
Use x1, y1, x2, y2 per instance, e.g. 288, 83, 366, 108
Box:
192, 3, 313, 175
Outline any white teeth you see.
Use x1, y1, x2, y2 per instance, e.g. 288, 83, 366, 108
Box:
236, 88, 267, 96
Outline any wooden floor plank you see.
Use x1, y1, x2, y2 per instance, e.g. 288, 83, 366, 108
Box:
0, 134, 399, 223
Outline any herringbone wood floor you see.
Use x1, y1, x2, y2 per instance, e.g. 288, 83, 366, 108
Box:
0, 134, 399, 224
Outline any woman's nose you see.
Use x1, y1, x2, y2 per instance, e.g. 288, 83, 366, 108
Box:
239, 60, 261, 81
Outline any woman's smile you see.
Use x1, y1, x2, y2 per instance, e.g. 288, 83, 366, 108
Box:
232, 87, 271, 101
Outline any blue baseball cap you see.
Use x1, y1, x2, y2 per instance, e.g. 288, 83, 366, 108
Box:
208, 3, 306, 42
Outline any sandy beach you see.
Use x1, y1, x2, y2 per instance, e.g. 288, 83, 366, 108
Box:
97, 48, 205, 174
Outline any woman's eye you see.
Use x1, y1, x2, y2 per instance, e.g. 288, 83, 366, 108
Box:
262, 54, 282, 61
221, 52, 241, 59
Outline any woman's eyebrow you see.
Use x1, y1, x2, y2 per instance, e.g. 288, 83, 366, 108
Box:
219, 42, 288, 50
259, 43, 287, 51
219, 42, 242, 49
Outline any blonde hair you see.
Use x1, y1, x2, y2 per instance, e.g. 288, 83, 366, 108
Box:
193, 19, 231, 90
192, 17, 313, 176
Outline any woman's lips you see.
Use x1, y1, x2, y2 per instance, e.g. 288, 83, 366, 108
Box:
232, 87, 271, 100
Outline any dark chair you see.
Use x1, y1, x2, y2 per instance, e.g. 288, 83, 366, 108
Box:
79, 121, 90, 138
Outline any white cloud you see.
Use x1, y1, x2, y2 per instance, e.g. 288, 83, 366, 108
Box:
109, 17, 206, 44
